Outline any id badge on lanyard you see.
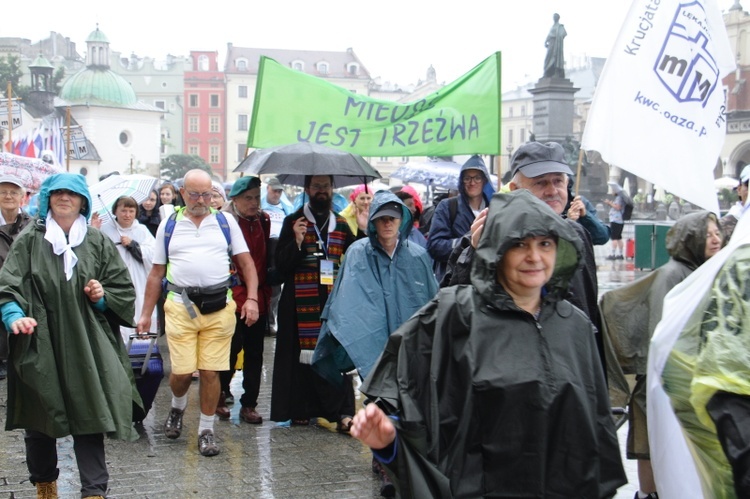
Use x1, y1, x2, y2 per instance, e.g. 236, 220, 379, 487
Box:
314, 224, 335, 286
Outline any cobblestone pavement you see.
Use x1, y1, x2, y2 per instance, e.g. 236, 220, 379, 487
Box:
0, 252, 645, 498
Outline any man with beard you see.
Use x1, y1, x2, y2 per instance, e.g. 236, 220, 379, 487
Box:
270, 175, 357, 430
137, 169, 260, 457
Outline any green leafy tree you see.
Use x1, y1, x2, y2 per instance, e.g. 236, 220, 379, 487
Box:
0, 54, 29, 99
51, 66, 65, 94
160, 154, 212, 181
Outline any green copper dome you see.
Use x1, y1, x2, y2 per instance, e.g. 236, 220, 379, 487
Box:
87, 27, 109, 44
29, 54, 55, 70
60, 68, 137, 106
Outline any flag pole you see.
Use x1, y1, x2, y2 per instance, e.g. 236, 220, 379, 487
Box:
6, 82, 13, 151
574, 148, 584, 197
65, 107, 71, 172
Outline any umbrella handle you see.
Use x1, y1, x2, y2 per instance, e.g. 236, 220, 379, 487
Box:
97, 194, 121, 235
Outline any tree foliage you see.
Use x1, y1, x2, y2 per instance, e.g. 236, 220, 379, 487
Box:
160, 154, 212, 181
0, 55, 29, 99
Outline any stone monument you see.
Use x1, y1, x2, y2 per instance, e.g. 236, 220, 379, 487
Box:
528, 13, 579, 144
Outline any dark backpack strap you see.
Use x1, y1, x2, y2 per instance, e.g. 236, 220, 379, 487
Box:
448, 197, 459, 227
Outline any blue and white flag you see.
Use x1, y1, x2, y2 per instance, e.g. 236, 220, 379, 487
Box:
581, 0, 735, 213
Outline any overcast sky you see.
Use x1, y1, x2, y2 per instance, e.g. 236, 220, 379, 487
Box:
7, 0, 739, 90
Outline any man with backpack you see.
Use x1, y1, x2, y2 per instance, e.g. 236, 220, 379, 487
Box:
426, 156, 493, 282
136, 169, 260, 457
605, 181, 629, 260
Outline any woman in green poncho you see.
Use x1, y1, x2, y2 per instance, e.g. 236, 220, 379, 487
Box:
0, 173, 138, 499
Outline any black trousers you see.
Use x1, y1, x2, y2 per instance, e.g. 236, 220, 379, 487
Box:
220, 313, 267, 408
25, 430, 108, 497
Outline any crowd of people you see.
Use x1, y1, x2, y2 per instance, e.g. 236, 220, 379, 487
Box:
0, 140, 748, 498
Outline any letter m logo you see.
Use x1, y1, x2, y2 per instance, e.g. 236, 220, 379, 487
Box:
654, 1, 719, 108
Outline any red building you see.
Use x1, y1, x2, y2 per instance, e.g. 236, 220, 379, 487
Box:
184, 51, 227, 179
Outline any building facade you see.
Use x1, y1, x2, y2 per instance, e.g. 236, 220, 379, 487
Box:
184, 50, 226, 178
223, 46, 371, 180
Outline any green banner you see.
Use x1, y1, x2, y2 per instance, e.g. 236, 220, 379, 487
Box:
247, 52, 501, 156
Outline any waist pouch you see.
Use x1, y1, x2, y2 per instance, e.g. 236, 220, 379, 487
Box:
186, 286, 228, 315
166, 281, 229, 316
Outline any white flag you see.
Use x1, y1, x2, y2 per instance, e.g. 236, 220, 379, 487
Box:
581, 0, 735, 213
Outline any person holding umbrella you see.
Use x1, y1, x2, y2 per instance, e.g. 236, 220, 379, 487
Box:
99, 195, 157, 343
271, 174, 357, 430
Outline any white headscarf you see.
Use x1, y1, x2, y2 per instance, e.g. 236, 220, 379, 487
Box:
44, 214, 87, 280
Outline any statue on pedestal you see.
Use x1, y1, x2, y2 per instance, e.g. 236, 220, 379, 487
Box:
544, 13, 566, 78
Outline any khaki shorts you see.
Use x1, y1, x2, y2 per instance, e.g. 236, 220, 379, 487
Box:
163, 298, 237, 375
627, 374, 650, 459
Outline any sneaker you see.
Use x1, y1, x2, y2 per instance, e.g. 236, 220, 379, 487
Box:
606, 254, 616, 260
198, 429, 220, 456
224, 393, 235, 405
164, 407, 184, 439
615, 254, 624, 260
239, 406, 263, 424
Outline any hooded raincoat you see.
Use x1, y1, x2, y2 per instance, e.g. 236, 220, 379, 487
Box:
600, 211, 719, 427
363, 190, 626, 498
426, 155, 494, 282
0, 173, 139, 440
312, 192, 438, 382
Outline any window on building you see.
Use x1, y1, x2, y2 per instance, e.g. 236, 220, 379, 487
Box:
189, 145, 199, 155
520, 105, 526, 116
198, 55, 209, 71
209, 145, 220, 164
154, 100, 166, 110
292, 61, 303, 71
189, 116, 199, 133
189, 94, 198, 107
520, 128, 526, 143
238, 85, 248, 98
508, 129, 513, 146
318, 62, 329, 75
508, 107, 514, 118
237, 59, 247, 71
210, 94, 219, 107
238, 114, 248, 131
161, 132, 168, 154
347, 63, 359, 76
209, 116, 220, 133
238, 144, 246, 162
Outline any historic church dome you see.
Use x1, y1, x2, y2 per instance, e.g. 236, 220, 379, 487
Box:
59, 26, 137, 107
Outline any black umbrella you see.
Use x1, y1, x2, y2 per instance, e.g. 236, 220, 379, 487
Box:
233, 142, 381, 187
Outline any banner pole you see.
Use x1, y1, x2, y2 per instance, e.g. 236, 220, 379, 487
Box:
65, 107, 71, 172
574, 148, 584, 197
7, 82, 13, 151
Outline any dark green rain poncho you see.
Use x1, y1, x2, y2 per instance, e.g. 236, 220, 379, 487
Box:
0, 173, 139, 440
362, 190, 626, 498
600, 211, 720, 417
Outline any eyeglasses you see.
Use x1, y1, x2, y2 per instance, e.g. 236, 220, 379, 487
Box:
186, 191, 213, 201
463, 175, 484, 184
0, 190, 21, 197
